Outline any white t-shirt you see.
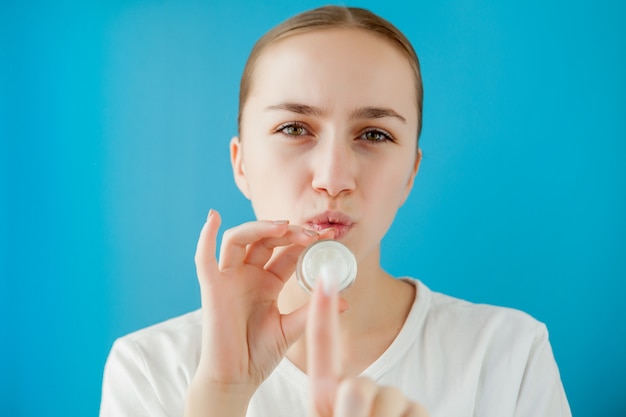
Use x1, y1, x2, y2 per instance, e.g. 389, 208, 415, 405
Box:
99, 279, 571, 417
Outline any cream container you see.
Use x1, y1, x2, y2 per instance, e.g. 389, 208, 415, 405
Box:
296, 239, 357, 292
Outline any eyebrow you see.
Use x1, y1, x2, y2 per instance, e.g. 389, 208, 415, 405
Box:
351, 106, 406, 124
266, 103, 324, 117
266, 102, 406, 123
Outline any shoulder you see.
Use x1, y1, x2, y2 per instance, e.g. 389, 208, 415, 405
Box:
110, 309, 203, 373
408, 279, 547, 352
116, 309, 203, 350
101, 310, 202, 416
419, 279, 541, 324
394, 280, 571, 416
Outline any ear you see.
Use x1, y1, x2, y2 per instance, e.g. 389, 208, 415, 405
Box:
230, 136, 251, 199
399, 147, 422, 206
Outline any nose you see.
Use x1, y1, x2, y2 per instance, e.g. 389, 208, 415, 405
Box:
310, 136, 356, 197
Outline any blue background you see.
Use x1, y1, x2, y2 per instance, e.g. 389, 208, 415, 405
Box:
1, 0, 624, 416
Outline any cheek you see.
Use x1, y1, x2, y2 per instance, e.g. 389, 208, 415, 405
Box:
365, 162, 413, 205
246, 149, 305, 184
243, 151, 308, 210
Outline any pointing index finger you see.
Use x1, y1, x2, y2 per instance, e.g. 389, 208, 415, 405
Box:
307, 266, 342, 416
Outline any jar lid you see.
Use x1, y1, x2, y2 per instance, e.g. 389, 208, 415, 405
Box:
296, 239, 357, 293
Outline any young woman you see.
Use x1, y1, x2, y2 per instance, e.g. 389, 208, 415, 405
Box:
100, 6, 571, 417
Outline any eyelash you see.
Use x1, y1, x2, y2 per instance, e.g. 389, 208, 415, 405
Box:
359, 128, 395, 143
275, 122, 396, 144
276, 122, 310, 137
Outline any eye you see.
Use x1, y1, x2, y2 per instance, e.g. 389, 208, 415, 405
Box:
276, 122, 310, 137
359, 128, 395, 143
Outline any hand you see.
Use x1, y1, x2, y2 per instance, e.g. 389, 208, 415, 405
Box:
186, 210, 326, 416
307, 277, 429, 417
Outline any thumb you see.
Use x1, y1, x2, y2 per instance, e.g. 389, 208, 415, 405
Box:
280, 303, 309, 349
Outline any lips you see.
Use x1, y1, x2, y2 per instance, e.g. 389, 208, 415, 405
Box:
305, 211, 355, 240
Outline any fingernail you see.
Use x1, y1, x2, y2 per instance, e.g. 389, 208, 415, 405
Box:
303, 228, 319, 237
319, 264, 338, 295
273, 219, 289, 225
207, 209, 214, 221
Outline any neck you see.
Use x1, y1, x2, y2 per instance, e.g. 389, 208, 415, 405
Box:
279, 250, 416, 376
278, 248, 388, 324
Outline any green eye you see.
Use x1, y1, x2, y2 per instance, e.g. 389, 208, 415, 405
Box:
284, 125, 306, 136
361, 129, 392, 143
365, 131, 384, 141
276, 122, 310, 137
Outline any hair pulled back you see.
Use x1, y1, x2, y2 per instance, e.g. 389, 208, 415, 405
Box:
238, 5, 424, 140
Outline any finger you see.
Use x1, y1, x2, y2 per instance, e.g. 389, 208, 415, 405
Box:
281, 297, 350, 356
263, 243, 307, 283
370, 386, 410, 417
334, 377, 377, 417
219, 220, 290, 270
307, 273, 341, 416
403, 402, 430, 417
244, 227, 319, 268
194, 209, 221, 283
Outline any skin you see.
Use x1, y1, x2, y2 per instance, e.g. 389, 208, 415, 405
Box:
186, 28, 428, 417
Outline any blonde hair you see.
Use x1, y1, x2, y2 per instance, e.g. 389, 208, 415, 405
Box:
238, 5, 424, 140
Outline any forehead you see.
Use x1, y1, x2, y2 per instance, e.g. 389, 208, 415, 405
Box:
246, 28, 418, 123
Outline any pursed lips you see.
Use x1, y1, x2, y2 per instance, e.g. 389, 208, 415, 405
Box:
305, 210, 355, 240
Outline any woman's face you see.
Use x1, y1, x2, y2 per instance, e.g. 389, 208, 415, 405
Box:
232, 28, 421, 262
